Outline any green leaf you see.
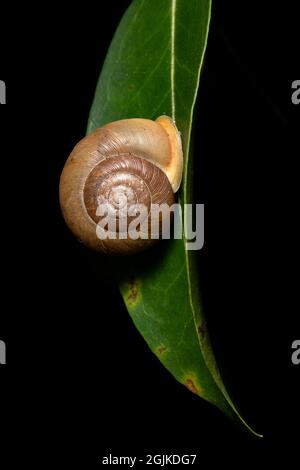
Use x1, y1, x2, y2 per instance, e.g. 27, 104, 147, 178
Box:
87, 0, 262, 437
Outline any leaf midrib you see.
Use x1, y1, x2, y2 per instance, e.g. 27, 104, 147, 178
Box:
171, 0, 176, 119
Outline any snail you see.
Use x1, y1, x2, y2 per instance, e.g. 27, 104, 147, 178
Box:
59, 115, 183, 255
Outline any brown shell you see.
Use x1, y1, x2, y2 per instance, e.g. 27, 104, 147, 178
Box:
59, 116, 182, 255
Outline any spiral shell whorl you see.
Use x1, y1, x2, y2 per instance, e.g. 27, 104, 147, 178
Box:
83, 154, 174, 253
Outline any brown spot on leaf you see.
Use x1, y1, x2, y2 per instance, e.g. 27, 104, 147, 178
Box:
185, 378, 199, 395
197, 323, 206, 339
156, 345, 167, 355
127, 278, 140, 305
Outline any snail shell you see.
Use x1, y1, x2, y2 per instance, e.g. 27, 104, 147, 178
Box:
59, 115, 183, 255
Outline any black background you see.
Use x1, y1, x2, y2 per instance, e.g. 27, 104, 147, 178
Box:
0, 0, 299, 466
